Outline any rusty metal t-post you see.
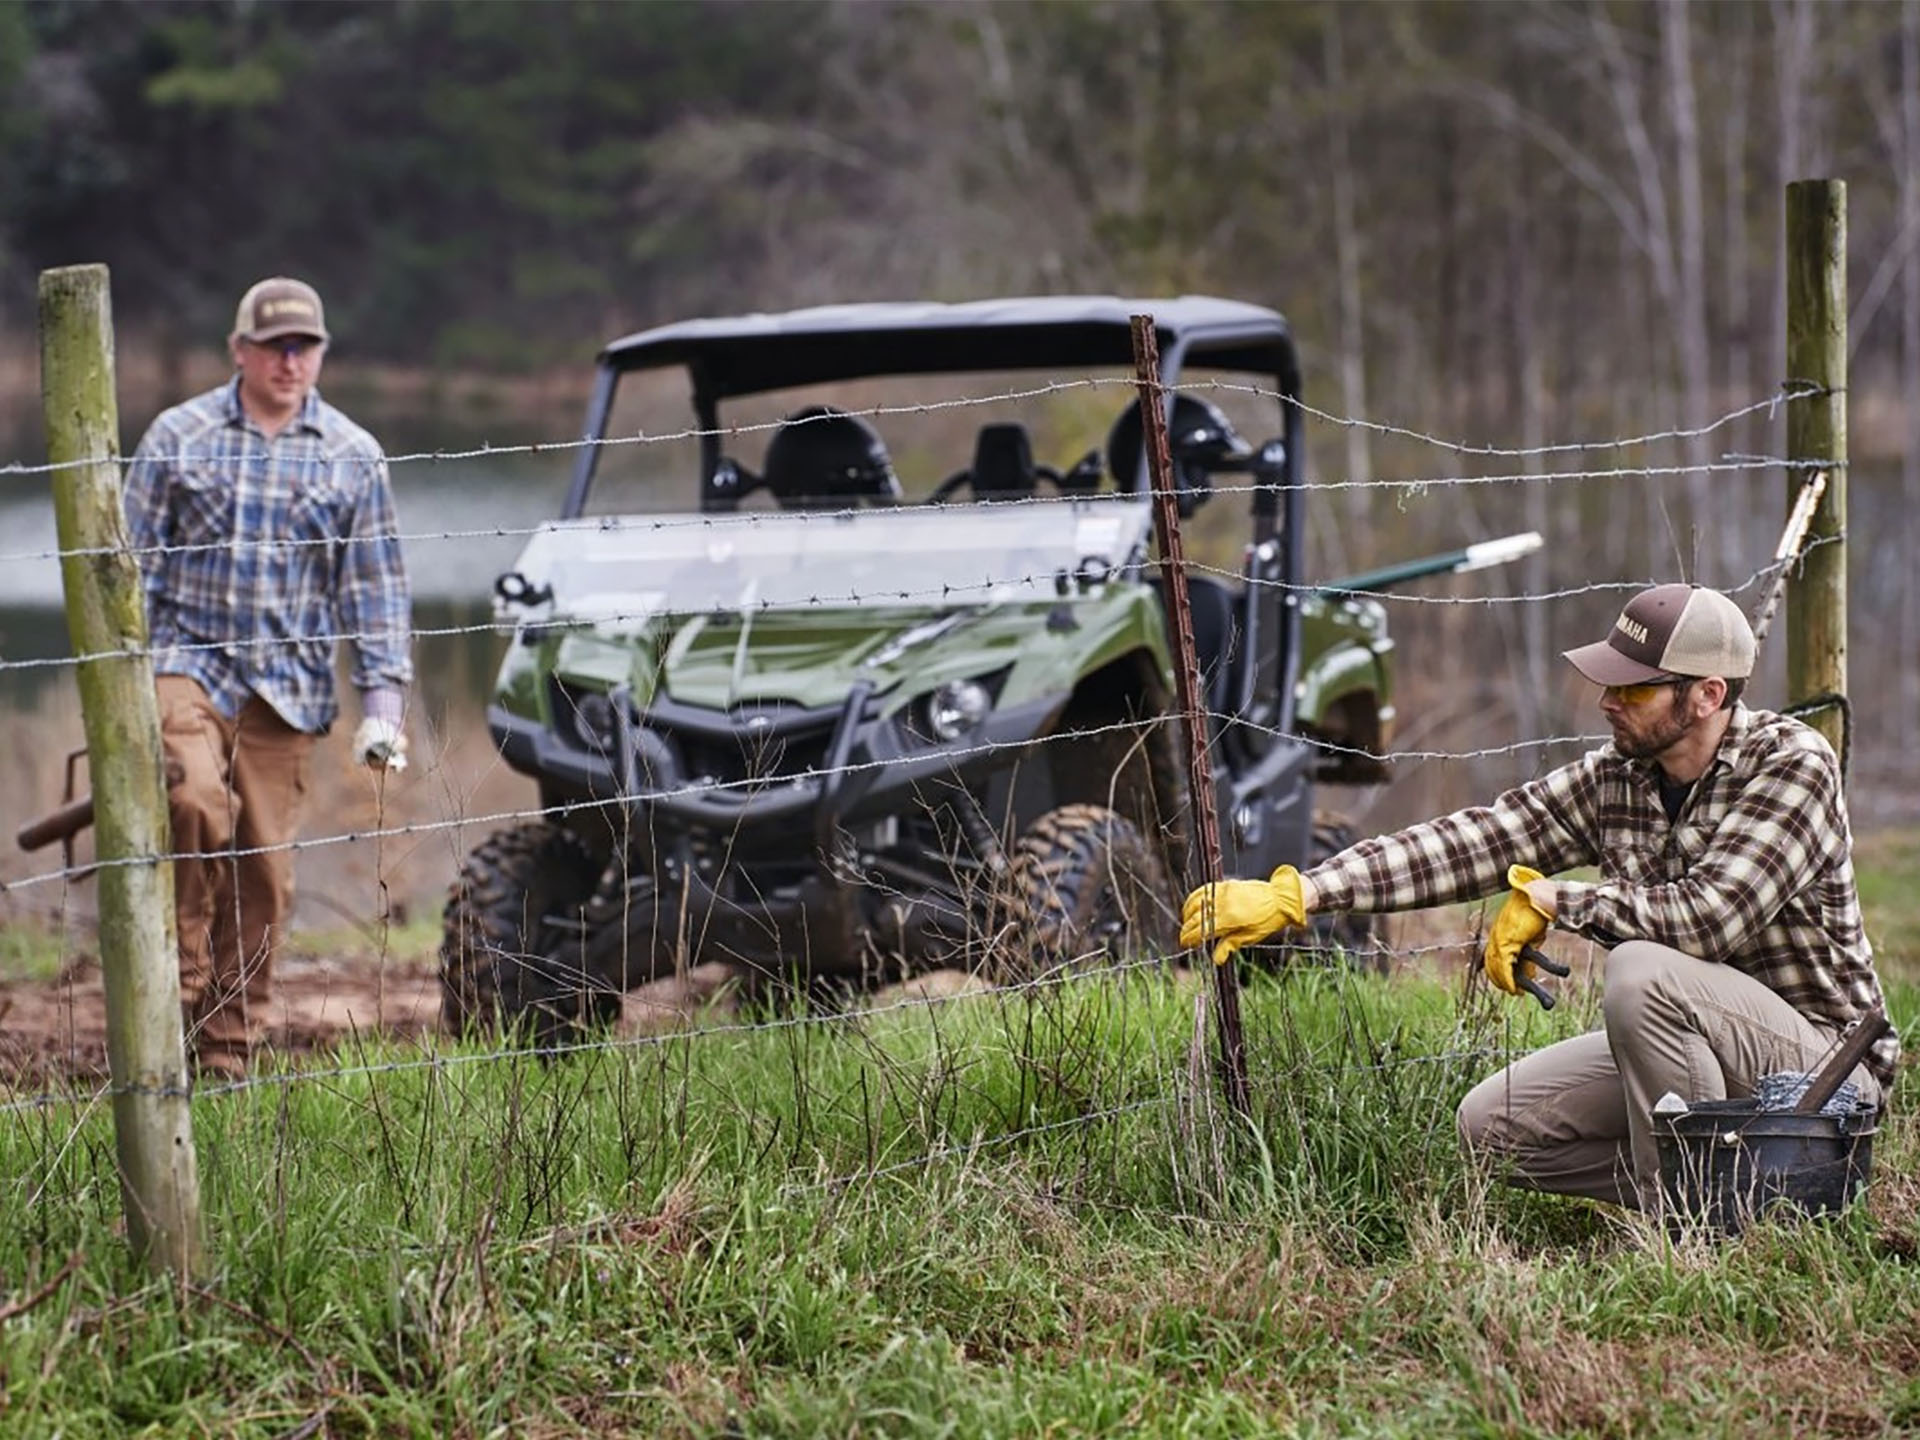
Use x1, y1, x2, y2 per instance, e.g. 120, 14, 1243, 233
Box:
39, 264, 202, 1276
1130, 315, 1250, 1117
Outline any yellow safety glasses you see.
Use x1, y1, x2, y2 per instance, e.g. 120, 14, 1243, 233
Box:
1602, 678, 1688, 706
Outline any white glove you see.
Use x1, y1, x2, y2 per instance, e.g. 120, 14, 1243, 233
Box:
352, 715, 409, 772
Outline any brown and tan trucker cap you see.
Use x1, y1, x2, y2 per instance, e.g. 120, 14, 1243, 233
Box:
232, 278, 329, 343
1563, 583, 1755, 686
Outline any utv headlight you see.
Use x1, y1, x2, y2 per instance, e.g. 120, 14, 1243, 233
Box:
571, 689, 619, 751
926, 678, 992, 742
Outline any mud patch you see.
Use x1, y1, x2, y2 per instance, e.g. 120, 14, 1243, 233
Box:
0, 949, 761, 1094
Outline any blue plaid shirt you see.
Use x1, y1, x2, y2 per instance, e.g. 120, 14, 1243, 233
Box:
124, 379, 412, 734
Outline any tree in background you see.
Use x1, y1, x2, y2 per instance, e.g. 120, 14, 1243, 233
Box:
1, 0, 1914, 806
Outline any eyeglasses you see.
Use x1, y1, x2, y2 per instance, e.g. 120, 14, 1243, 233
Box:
1602, 677, 1690, 705
247, 336, 324, 362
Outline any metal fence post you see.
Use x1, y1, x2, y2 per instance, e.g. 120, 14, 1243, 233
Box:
1783, 180, 1849, 777
38, 264, 202, 1277
1130, 315, 1250, 1117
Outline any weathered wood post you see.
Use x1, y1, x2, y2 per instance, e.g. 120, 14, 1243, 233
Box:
38, 264, 202, 1276
1783, 181, 1848, 774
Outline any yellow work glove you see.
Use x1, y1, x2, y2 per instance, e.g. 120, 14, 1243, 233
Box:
1482, 864, 1570, 1008
1179, 866, 1307, 966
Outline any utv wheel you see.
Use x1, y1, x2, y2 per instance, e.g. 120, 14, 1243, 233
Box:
997, 803, 1177, 981
1241, 811, 1388, 974
440, 822, 610, 1043
1307, 811, 1387, 970
1050, 713, 1191, 893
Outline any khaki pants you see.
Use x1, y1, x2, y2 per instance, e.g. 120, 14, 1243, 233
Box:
158, 676, 314, 1068
1456, 940, 1882, 1209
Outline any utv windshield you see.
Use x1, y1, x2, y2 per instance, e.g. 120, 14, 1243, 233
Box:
501, 497, 1154, 623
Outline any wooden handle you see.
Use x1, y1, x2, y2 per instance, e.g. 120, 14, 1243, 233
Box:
17, 796, 95, 852
16, 759, 183, 853
1793, 1011, 1892, 1115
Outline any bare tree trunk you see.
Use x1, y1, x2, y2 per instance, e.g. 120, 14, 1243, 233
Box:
1324, 12, 1373, 504
1591, 5, 1692, 577
1504, 55, 1550, 742
1760, 0, 1824, 725
1769, 0, 1820, 412
971, 8, 1070, 292
1903, 1, 1920, 747
1662, 1, 1718, 577
1723, 6, 1754, 480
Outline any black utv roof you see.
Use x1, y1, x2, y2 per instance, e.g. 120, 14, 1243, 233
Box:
597, 295, 1301, 399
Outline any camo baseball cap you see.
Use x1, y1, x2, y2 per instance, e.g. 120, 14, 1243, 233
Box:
232, 277, 329, 343
1563, 583, 1755, 686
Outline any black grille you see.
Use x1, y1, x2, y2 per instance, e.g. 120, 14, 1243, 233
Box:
676, 708, 836, 784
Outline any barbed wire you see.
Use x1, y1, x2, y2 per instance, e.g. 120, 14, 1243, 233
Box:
0, 373, 1853, 1191
2, 1003, 1522, 1244
0, 453, 1822, 581
0, 502, 1827, 894
0, 981, 1515, 1129
0, 518, 1842, 684
0, 375, 1819, 483
0, 927, 1507, 1123
0, 947, 1179, 1119
783, 1092, 1185, 1195
789, 1027, 1520, 1198
1193, 377, 1827, 459
1214, 531, 1844, 607
0, 708, 1608, 898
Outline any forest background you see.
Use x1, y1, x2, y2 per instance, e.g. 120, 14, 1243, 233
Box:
0, 0, 1916, 868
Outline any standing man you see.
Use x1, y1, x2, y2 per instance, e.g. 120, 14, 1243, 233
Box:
1180, 583, 1896, 1209
125, 277, 412, 1079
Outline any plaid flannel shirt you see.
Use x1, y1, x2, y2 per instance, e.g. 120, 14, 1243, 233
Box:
1306, 705, 1898, 1089
124, 379, 412, 735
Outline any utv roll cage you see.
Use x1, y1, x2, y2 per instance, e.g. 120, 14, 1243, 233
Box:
558, 295, 1309, 742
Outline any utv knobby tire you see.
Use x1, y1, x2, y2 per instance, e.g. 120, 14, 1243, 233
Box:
1049, 716, 1191, 892
998, 803, 1177, 982
440, 821, 610, 1044
1243, 811, 1388, 974
1306, 811, 1387, 971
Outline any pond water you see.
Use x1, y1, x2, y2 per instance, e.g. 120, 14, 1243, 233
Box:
1, 378, 1913, 811
0, 386, 645, 725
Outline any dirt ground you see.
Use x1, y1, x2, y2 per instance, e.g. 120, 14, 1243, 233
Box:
0, 945, 995, 1093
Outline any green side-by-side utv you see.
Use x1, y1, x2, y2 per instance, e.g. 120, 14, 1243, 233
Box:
441, 297, 1534, 1038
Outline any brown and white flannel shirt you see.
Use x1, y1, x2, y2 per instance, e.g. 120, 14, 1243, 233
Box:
1305, 705, 1898, 1090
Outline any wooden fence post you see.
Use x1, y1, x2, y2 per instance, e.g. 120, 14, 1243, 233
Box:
1783, 180, 1848, 775
38, 264, 202, 1277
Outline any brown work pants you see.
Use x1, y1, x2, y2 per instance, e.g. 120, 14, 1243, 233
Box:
1456, 940, 1881, 1210
158, 676, 315, 1069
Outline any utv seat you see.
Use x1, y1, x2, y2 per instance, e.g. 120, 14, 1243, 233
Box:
763, 405, 903, 510
1105, 393, 1251, 516
969, 422, 1039, 501
1152, 573, 1241, 719
931, 421, 1043, 503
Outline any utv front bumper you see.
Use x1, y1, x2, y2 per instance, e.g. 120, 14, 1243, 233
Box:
487, 683, 1061, 838
490, 684, 1061, 976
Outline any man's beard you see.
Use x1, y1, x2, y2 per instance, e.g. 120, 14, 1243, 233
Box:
1613, 696, 1697, 760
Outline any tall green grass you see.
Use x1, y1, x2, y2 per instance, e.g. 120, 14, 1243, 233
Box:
3, 962, 1916, 1437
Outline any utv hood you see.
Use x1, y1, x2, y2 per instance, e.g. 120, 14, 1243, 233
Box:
552, 604, 1042, 713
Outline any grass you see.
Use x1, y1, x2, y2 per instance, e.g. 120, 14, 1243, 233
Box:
0, 833, 1914, 1437
0, 922, 74, 984
2, 958, 1918, 1439
281, 914, 444, 968
0, 915, 443, 985
1858, 828, 1920, 966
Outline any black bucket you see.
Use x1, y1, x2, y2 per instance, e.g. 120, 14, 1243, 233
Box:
1654, 1098, 1877, 1234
